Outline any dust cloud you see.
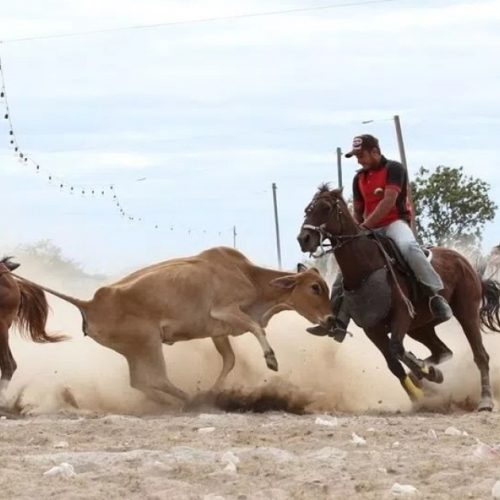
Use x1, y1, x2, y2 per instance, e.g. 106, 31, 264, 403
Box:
4, 252, 500, 416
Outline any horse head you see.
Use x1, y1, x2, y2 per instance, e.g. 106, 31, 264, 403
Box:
297, 184, 359, 254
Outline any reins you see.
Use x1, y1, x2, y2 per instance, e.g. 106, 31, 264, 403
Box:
302, 191, 416, 318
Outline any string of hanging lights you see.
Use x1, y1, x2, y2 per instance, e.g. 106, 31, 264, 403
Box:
0, 55, 233, 239
0, 56, 142, 223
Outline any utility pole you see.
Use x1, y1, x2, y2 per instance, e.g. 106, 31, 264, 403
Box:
393, 114, 408, 171
336, 147, 343, 189
233, 225, 237, 248
272, 182, 282, 270
393, 114, 416, 234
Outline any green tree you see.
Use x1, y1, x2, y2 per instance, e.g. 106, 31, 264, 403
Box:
11, 239, 106, 282
410, 166, 497, 249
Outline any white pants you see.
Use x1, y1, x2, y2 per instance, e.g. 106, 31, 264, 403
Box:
332, 219, 443, 300
374, 220, 443, 293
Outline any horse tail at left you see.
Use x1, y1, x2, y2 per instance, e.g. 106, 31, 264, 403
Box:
13, 280, 68, 343
480, 278, 500, 333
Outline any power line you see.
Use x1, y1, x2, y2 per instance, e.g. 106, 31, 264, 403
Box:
0, 0, 399, 44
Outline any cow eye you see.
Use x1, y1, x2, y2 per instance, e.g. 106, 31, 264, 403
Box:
311, 283, 321, 295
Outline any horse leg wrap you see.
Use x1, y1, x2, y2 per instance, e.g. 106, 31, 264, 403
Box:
402, 374, 424, 402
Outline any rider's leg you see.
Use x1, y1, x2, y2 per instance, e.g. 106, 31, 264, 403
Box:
306, 272, 351, 342
381, 220, 452, 322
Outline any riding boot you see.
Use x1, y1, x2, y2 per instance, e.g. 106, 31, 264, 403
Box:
329, 300, 351, 342
306, 320, 348, 341
429, 294, 453, 323
306, 298, 351, 343
306, 321, 348, 342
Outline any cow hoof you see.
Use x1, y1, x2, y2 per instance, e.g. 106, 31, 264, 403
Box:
265, 354, 278, 372
478, 397, 494, 412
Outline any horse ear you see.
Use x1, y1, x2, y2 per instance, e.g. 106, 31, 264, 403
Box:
297, 263, 308, 273
270, 275, 297, 289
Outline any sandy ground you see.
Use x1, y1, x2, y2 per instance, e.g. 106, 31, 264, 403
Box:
1, 410, 500, 500
2, 263, 500, 499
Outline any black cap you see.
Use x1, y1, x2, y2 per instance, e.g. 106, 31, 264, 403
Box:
345, 134, 380, 158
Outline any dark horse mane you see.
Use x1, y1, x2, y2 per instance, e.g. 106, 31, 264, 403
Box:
315, 183, 347, 201
0, 256, 20, 271
316, 182, 343, 197
317, 182, 331, 194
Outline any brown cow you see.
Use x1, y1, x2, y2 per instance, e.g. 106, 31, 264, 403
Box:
12, 247, 333, 404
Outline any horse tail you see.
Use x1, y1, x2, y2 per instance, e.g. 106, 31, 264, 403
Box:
480, 278, 500, 333
14, 281, 68, 343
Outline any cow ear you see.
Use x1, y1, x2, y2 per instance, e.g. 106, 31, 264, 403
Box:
296, 263, 308, 273
270, 275, 297, 289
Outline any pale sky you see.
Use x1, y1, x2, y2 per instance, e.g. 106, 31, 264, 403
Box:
0, 0, 499, 274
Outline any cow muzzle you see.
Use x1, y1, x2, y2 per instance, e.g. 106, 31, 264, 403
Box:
321, 314, 336, 329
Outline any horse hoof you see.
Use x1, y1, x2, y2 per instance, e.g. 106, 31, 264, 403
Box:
478, 399, 494, 412
428, 366, 444, 384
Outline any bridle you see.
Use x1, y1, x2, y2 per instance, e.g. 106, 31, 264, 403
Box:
302, 194, 364, 256
301, 191, 417, 319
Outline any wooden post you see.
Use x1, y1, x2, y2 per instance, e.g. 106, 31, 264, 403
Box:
272, 182, 282, 269
336, 147, 343, 189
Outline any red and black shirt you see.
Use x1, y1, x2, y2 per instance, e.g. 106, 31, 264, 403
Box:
353, 156, 411, 228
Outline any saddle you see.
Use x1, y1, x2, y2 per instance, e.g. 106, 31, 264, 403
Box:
371, 233, 432, 302
340, 234, 431, 329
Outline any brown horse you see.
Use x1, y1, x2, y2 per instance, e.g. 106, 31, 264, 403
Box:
297, 185, 500, 411
0, 257, 65, 406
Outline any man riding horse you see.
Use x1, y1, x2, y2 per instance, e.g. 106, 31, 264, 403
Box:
307, 134, 452, 340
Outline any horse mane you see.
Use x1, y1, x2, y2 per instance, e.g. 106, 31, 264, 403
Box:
1, 256, 20, 271
317, 182, 331, 194
315, 184, 356, 226
317, 182, 344, 197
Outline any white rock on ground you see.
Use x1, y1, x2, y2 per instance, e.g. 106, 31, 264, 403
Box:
351, 432, 366, 445
43, 462, 75, 478
314, 416, 338, 427
391, 482, 418, 495
444, 426, 462, 436
221, 451, 240, 473
198, 427, 216, 434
